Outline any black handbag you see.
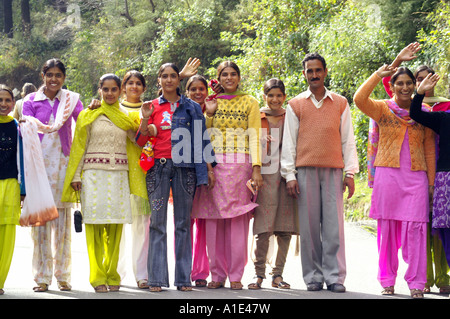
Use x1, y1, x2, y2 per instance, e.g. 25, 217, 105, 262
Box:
74, 191, 83, 233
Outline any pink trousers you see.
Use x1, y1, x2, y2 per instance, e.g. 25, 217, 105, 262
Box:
205, 213, 251, 283
191, 218, 209, 281
377, 219, 427, 290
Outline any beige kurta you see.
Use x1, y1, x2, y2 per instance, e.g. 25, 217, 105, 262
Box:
76, 115, 133, 224
252, 116, 299, 235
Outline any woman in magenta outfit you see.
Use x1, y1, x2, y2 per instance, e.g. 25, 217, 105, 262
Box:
354, 61, 436, 299
185, 75, 216, 287
377, 43, 450, 295
191, 61, 263, 290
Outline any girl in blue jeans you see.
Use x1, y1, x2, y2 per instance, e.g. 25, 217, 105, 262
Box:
136, 63, 214, 292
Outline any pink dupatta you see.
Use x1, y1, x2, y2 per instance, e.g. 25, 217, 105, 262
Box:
367, 98, 431, 188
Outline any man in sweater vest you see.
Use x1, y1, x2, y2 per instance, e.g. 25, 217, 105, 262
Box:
280, 53, 359, 293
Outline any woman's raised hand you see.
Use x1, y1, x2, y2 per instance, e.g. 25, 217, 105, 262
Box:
417, 73, 440, 95
179, 57, 201, 79
204, 99, 218, 117
376, 64, 397, 79
395, 42, 421, 63
141, 100, 154, 119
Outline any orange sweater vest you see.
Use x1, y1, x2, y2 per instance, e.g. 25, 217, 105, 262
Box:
288, 93, 347, 169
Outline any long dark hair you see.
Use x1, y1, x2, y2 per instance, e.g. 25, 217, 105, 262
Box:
99, 73, 122, 89
263, 78, 286, 95
390, 67, 416, 86
216, 61, 240, 92
122, 70, 147, 90
414, 65, 435, 78
217, 61, 240, 79
157, 63, 180, 96
41, 58, 66, 77
186, 75, 208, 93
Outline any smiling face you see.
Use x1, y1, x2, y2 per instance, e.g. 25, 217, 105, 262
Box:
123, 75, 146, 103
100, 79, 121, 105
390, 73, 415, 104
219, 67, 240, 93
187, 80, 208, 106
0, 90, 14, 116
42, 66, 65, 96
302, 59, 327, 91
264, 87, 286, 111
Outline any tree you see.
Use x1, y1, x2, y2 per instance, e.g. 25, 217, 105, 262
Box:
417, 0, 450, 97
21, 0, 31, 37
3, 0, 13, 38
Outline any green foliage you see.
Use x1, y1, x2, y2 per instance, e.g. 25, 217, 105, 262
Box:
0, 0, 447, 178
344, 176, 373, 221
141, 0, 233, 96
307, 1, 401, 171
370, 0, 440, 44
417, 0, 450, 98
214, 0, 346, 103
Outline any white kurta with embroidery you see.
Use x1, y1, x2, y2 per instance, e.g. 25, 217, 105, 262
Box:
75, 114, 133, 224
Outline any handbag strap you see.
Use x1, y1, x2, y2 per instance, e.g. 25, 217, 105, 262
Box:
75, 190, 81, 209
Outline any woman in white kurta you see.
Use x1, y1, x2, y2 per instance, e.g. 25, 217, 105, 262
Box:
63, 74, 144, 293
22, 59, 83, 293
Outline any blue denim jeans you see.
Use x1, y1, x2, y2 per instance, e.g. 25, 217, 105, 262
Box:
146, 158, 196, 287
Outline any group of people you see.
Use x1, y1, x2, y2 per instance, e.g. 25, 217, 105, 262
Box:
0, 42, 449, 299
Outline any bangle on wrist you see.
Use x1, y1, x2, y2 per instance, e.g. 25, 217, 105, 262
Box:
345, 173, 354, 179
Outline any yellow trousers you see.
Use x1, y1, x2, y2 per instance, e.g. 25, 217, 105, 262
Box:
0, 224, 16, 289
85, 224, 123, 287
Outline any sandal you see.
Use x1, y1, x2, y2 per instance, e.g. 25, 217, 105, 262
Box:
149, 286, 162, 292
230, 281, 243, 290
0, 289, 4, 295
108, 285, 120, 292
381, 286, 394, 295
177, 286, 193, 292
57, 281, 72, 291
207, 281, 224, 289
248, 276, 263, 290
272, 275, 290, 289
94, 285, 108, 293
33, 283, 49, 292
137, 279, 149, 289
195, 279, 207, 287
423, 286, 431, 294
410, 289, 424, 299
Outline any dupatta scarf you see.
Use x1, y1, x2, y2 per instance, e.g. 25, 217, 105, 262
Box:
19, 89, 80, 226
367, 98, 431, 187
62, 100, 147, 203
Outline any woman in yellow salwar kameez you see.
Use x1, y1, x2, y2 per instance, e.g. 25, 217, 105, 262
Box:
62, 74, 147, 293
0, 85, 26, 295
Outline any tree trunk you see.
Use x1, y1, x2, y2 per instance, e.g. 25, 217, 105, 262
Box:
121, 0, 134, 26
149, 0, 156, 12
3, 0, 13, 38
21, 0, 31, 37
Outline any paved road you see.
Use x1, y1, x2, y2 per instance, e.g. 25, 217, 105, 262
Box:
2, 206, 448, 305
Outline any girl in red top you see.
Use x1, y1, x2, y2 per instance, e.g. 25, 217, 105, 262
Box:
136, 63, 213, 292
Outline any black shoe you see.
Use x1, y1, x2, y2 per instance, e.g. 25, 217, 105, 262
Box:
306, 282, 323, 291
327, 283, 346, 293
